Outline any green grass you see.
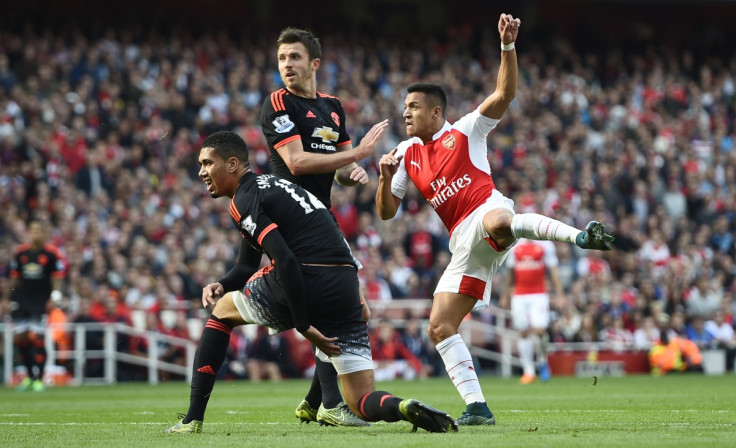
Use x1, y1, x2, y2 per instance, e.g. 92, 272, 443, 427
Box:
1, 374, 734, 447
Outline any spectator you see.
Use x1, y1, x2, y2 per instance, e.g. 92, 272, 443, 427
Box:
370, 319, 425, 381
400, 315, 443, 377
704, 310, 736, 372
684, 315, 716, 351
246, 327, 297, 382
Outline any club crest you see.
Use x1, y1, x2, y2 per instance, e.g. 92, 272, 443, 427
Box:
441, 134, 456, 150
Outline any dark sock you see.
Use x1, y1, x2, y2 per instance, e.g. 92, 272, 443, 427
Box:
33, 340, 47, 380
185, 316, 232, 423
304, 359, 322, 409
315, 358, 342, 408
357, 391, 403, 422
17, 341, 34, 379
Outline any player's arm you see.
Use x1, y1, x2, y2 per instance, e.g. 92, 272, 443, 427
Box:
548, 265, 566, 308
334, 156, 368, 186
276, 139, 362, 176
50, 250, 66, 302
259, 228, 341, 356
217, 238, 262, 292
276, 119, 388, 177
376, 148, 403, 220
202, 239, 262, 309
478, 13, 520, 120
500, 267, 513, 309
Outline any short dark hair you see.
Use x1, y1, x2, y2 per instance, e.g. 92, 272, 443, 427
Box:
407, 82, 447, 114
201, 131, 249, 165
277, 27, 322, 60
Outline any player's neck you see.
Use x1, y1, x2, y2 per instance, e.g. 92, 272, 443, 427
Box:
418, 122, 445, 144
287, 81, 317, 99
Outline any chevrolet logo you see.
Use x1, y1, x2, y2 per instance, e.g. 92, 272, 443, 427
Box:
312, 126, 339, 143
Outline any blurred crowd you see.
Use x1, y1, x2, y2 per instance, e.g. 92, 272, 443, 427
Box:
1, 19, 735, 379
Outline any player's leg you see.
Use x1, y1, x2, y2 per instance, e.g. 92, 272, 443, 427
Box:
529, 294, 552, 382
295, 367, 321, 423
480, 197, 612, 251
428, 291, 494, 425
14, 330, 34, 391
334, 357, 456, 433
511, 296, 536, 384
29, 328, 47, 391
166, 292, 245, 434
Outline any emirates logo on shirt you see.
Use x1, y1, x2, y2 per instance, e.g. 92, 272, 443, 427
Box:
441, 134, 456, 150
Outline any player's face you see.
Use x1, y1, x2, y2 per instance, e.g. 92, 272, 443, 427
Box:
277, 42, 318, 95
403, 92, 436, 142
29, 223, 45, 246
198, 147, 233, 199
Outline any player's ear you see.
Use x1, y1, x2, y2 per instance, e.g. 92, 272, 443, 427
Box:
311, 57, 321, 71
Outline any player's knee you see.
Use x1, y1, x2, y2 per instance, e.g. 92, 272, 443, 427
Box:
427, 321, 454, 344
483, 210, 514, 247
211, 294, 244, 327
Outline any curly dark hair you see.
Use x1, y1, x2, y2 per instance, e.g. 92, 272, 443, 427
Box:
200, 130, 249, 165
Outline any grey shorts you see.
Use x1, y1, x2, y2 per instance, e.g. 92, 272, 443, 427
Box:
232, 264, 372, 364
11, 317, 47, 335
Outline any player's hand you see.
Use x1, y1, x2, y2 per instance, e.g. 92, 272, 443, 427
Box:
202, 282, 224, 310
361, 300, 371, 322
378, 147, 403, 178
354, 119, 389, 160
349, 166, 369, 184
301, 325, 341, 357
498, 13, 521, 45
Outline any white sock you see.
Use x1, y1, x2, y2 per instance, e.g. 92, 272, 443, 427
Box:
518, 337, 535, 376
436, 334, 485, 405
510, 213, 581, 243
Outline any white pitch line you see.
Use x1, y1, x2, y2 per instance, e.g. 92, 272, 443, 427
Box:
0, 422, 287, 426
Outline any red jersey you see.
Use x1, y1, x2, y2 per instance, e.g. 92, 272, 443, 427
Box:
505, 239, 559, 295
391, 109, 500, 236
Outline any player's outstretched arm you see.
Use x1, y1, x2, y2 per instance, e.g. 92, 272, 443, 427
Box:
479, 13, 520, 120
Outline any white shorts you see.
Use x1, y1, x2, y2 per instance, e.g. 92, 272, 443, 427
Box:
435, 190, 516, 310
315, 348, 374, 375
510, 293, 550, 330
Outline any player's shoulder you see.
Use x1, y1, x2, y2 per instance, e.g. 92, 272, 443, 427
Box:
14, 243, 31, 254
395, 136, 423, 155
316, 90, 342, 105
453, 107, 500, 128
264, 88, 291, 112
42, 243, 63, 257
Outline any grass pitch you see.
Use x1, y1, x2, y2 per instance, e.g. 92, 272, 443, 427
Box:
1, 374, 734, 448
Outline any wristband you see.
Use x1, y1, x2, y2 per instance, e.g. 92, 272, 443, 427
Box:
501, 42, 515, 51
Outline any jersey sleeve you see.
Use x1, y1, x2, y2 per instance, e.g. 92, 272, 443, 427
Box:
260, 92, 301, 150
454, 108, 500, 170
231, 190, 279, 247
334, 98, 351, 146
9, 250, 20, 278
49, 246, 67, 279
389, 141, 412, 199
